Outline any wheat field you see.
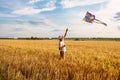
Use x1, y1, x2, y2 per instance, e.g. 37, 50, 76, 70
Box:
0, 40, 120, 80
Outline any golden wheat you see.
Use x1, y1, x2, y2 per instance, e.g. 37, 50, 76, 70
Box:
0, 40, 120, 80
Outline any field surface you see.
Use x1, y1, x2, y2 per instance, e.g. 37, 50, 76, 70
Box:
0, 40, 120, 80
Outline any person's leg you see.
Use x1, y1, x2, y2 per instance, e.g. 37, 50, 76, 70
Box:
62, 51, 65, 59
60, 51, 62, 59
60, 51, 64, 59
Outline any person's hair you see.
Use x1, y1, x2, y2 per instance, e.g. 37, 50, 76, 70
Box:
58, 36, 63, 41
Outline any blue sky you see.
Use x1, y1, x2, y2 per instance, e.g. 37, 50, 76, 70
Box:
0, 0, 120, 38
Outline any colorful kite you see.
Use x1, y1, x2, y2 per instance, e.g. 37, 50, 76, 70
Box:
83, 11, 107, 26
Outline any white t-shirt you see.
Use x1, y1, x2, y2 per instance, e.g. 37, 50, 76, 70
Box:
59, 41, 66, 52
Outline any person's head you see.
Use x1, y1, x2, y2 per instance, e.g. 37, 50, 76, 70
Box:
58, 36, 63, 41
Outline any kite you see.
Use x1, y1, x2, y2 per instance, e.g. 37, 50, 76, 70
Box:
83, 11, 107, 26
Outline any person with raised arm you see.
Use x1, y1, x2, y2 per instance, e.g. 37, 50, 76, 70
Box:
58, 28, 68, 59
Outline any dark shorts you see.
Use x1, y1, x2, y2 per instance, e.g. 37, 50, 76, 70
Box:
60, 51, 65, 58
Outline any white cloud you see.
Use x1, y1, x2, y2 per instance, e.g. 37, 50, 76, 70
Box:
45, 0, 56, 8
0, 13, 17, 18
12, 7, 56, 15
12, 7, 40, 15
0, 24, 61, 38
28, 0, 43, 4
95, 0, 120, 29
0, 14, 60, 38
0, 0, 27, 11
95, 0, 120, 18
12, 0, 56, 15
61, 0, 107, 8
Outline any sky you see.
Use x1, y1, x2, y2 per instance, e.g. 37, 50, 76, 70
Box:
0, 0, 120, 38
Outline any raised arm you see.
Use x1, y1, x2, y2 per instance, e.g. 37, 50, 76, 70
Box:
63, 28, 68, 38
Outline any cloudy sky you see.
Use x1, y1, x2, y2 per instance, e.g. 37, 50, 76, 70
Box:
0, 0, 120, 38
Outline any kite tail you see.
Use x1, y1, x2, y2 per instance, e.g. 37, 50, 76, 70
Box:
95, 19, 107, 26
